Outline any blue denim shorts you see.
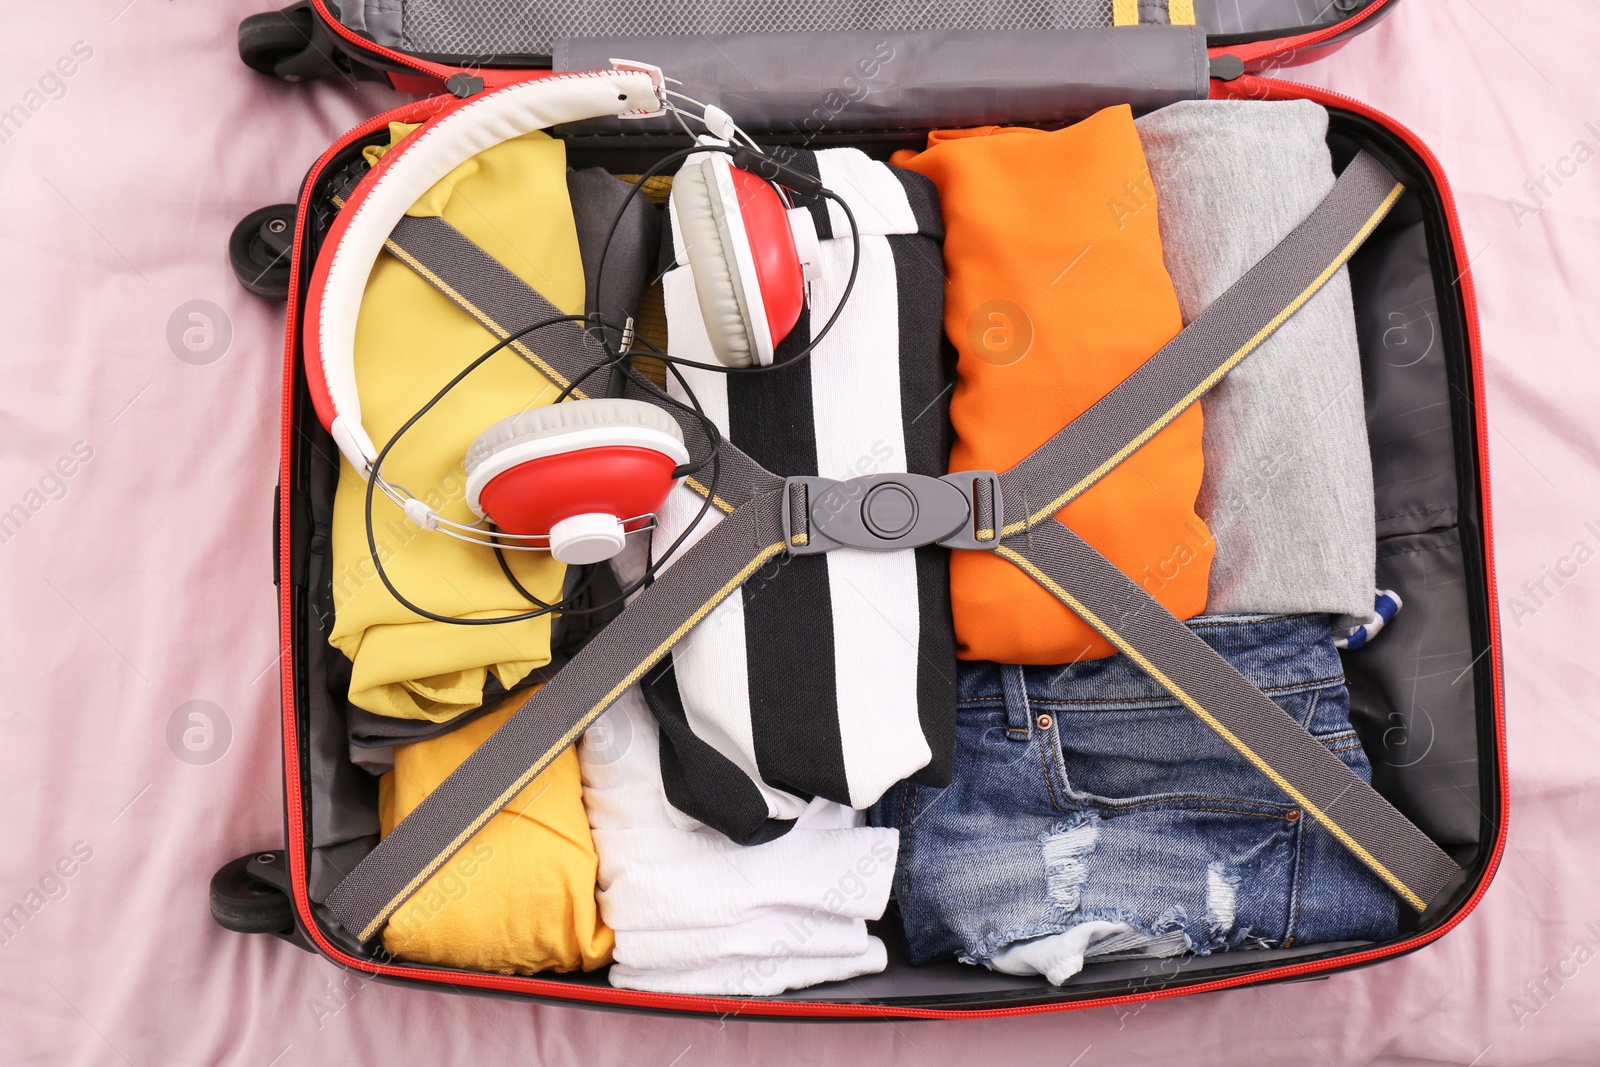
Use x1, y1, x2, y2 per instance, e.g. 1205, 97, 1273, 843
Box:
871, 613, 1399, 978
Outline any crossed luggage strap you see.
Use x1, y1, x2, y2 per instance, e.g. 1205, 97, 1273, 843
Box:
323, 151, 1463, 944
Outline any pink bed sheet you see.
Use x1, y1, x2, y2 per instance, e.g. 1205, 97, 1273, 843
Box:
2, 1, 1596, 1062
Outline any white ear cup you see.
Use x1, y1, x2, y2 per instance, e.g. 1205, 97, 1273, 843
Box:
672, 155, 770, 368
466, 397, 685, 475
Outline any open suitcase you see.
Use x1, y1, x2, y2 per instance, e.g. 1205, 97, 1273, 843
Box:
214, 0, 1507, 1019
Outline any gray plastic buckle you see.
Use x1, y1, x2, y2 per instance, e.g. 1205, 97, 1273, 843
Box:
783, 471, 1002, 555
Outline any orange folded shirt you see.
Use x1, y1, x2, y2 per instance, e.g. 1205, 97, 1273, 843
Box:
893, 105, 1213, 663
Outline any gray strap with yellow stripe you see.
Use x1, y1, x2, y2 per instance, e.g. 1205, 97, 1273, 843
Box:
991, 151, 1462, 908
998, 520, 1461, 912
325, 490, 789, 942
381, 213, 615, 401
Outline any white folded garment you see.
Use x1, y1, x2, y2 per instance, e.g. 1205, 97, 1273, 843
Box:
579, 687, 898, 995
592, 826, 897, 930
609, 939, 889, 998
612, 909, 876, 972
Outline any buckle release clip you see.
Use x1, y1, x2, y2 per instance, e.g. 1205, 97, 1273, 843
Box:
783, 471, 1002, 555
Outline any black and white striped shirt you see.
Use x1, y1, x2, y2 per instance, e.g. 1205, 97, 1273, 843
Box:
637, 146, 955, 844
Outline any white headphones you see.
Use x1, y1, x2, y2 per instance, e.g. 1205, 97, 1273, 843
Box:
305, 66, 665, 479
304, 67, 700, 565
304, 63, 840, 567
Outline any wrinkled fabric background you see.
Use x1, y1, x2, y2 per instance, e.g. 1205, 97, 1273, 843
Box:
1, 2, 1595, 1063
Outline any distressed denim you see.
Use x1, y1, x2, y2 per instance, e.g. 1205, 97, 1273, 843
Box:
872, 613, 1399, 982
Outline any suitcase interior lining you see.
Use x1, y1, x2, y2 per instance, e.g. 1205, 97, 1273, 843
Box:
284, 104, 1497, 1009
326, 0, 1380, 62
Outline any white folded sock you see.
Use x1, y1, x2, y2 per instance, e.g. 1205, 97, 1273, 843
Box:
609, 938, 889, 998
611, 908, 875, 971
989, 920, 1192, 986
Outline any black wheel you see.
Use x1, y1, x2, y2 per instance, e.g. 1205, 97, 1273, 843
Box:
230, 204, 296, 301
211, 853, 295, 935
238, 7, 315, 78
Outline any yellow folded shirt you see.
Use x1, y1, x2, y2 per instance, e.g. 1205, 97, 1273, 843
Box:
378, 689, 614, 974
329, 122, 577, 721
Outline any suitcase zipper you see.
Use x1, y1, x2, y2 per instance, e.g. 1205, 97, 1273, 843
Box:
1209, 0, 1398, 72
304, 0, 1397, 94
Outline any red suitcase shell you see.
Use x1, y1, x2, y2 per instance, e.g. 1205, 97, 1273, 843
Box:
226, 0, 1505, 1019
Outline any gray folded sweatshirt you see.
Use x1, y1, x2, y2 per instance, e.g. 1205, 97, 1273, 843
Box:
1136, 100, 1376, 619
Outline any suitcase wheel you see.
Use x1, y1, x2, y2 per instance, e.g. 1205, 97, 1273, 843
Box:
210, 853, 295, 935
238, 4, 349, 84
238, 5, 315, 79
230, 204, 296, 301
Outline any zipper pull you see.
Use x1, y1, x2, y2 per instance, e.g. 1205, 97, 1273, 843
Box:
1209, 54, 1246, 81
445, 72, 485, 98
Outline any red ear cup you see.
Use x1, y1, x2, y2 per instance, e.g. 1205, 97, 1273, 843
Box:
727, 165, 807, 354
674, 154, 809, 368
464, 399, 690, 565
478, 448, 679, 564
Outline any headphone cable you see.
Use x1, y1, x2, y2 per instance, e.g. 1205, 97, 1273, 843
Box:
364, 132, 860, 625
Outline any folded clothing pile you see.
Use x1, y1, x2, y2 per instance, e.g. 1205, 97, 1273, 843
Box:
340, 137, 664, 970
870, 99, 1386, 984
345, 97, 1388, 994
891, 104, 1212, 664
328, 122, 577, 724
640, 145, 957, 843
378, 689, 614, 975
580, 689, 898, 996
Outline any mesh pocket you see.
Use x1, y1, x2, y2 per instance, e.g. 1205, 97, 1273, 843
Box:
400, 0, 1116, 57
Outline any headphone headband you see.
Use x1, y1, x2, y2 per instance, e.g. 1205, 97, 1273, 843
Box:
304, 68, 664, 473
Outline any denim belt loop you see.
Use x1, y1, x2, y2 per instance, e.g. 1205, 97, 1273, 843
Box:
1000, 664, 1034, 733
